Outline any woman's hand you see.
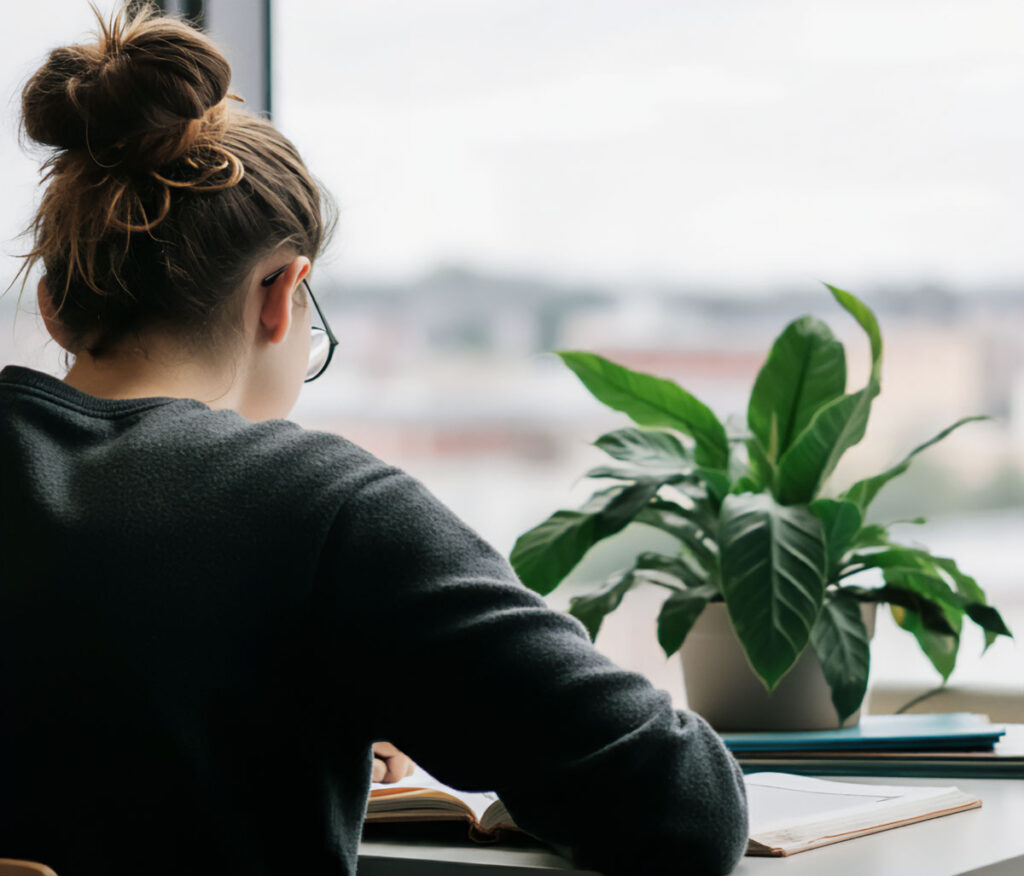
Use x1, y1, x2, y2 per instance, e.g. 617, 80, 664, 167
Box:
372, 741, 417, 783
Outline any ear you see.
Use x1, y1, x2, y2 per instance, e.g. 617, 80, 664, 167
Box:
37, 276, 75, 352
259, 255, 312, 344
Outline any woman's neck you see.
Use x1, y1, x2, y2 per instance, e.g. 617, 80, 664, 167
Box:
62, 343, 244, 411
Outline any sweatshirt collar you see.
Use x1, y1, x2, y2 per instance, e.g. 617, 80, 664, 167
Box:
0, 364, 207, 416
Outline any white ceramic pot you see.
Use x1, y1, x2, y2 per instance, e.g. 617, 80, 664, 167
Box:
680, 600, 877, 731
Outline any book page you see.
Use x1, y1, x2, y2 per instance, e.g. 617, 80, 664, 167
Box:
370, 765, 501, 824
746, 773, 903, 833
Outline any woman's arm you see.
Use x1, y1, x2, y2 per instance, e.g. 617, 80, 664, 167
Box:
316, 463, 749, 876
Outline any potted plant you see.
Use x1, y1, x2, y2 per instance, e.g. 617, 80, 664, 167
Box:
510, 284, 1012, 730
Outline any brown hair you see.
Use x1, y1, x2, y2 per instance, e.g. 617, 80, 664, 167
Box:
16, 2, 334, 358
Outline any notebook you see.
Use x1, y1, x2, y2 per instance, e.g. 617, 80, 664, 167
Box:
744, 772, 981, 856
734, 724, 1024, 779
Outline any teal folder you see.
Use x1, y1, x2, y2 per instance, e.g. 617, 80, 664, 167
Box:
721, 713, 1006, 753
733, 724, 1024, 779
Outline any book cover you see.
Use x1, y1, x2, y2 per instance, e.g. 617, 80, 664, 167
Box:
721, 713, 1006, 753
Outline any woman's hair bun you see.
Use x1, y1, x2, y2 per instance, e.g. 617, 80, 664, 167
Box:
15, 3, 328, 365
22, 3, 232, 170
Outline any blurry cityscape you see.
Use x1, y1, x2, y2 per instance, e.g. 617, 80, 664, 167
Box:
282, 266, 1024, 532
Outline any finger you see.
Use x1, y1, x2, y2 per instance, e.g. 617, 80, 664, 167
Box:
372, 757, 386, 782
372, 741, 399, 757
384, 753, 414, 783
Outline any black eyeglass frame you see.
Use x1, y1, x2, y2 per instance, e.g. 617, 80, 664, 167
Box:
261, 264, 339, 382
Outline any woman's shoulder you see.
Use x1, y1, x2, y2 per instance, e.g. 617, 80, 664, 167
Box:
170, 403, 402, 502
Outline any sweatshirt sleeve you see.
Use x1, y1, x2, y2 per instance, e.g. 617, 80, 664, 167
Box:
315, 461, 749, 876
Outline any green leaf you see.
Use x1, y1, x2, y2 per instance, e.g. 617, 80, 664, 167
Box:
826, 283, 882, 383
743, 438, 774, 494
847, 548, 1008, 646
879, 566, 963, 618
730, 474, 762, 495
632, 550, 712, 590
569, 550, 716, 642
622, 553, 712, 598
929, 555, 983, 600
842, 416, 988, 513
584, 464, 689, 482
930, 555, 1011, 649
568, 568, 638, 640
879, 564, 964, 682
584, 430, 706, 485
849, 546, 969, 671
845, 547, 951, 577
964, 603, 1013, 640
846, 524, 891, 553
748, 316, 846, 462
774, 286, 883, 505
775, 387, 878, 504
811, 592, 871, 725
809, 498, 863, 582
593, 427, 693, 468
697, 467, 732, 506
634, 501, 718, 572
847, 547, 1010, 660
636, 494, 716, 533
841, 584, 957, 635
891, 605, 960, 681
556, 351, 729, 469
510, 479, 664, 595
510, 510, 594, 596
657, 584, 719, 656
718, 493, 827, 690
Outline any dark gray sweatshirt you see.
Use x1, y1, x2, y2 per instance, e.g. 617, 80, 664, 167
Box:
0, 363, 748, 876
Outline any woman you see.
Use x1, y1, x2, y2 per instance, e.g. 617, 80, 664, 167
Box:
0, 7, 748, 875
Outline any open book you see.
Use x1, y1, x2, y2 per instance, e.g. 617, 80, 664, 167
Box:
367, 767, 981, 855
367, 767, 516, 842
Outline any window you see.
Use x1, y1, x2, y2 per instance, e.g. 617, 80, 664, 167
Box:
3, 1, 1020, 702
275, 1, 1024, 700
0, 3, 111, 374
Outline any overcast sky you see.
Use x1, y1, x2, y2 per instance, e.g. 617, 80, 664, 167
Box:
2, 0, 1022, 292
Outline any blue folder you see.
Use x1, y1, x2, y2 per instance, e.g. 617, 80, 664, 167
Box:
721, 713, 1006, 752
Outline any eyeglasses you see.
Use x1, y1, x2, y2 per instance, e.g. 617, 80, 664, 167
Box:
260, 265, 338, 382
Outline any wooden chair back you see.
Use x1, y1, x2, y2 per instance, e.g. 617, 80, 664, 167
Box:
0, 860, 58, 876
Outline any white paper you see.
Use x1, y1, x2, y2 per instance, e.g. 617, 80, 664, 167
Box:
745, 772, 904, 834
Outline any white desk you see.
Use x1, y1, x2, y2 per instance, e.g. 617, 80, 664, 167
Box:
357, 777, 1024, 875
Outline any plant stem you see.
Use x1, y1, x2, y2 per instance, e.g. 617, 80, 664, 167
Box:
893, 685, 947, 714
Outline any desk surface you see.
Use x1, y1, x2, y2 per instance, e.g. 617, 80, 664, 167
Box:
357, 776, 1024, 876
